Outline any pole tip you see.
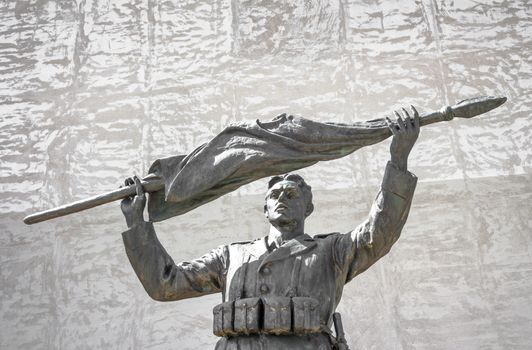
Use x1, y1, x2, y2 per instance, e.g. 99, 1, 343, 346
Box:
453, 95, 508, 119
490, 95, 508, 110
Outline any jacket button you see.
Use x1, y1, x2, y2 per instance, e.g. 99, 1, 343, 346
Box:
260, 284, 269, 293
262, 267, 271, 275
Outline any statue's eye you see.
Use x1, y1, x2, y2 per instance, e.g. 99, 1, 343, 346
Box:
271, 191, 280, 198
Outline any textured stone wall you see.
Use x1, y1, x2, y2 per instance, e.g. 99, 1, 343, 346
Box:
1, 0, 531, 349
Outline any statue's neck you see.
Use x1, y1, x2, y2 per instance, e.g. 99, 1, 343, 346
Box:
268, 220, 304, 247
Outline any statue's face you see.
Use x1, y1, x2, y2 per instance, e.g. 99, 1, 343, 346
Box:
264, 180, 310, 225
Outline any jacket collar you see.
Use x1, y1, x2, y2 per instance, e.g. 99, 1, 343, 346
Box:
256, 234, 317, 269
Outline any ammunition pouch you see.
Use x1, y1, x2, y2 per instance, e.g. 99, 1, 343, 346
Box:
234, 297, 261, 334
213, 296, 321, 337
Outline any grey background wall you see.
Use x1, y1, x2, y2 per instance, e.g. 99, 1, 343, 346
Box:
1, 0, 531, 349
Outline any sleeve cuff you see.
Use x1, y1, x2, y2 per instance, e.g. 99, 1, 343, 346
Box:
381, 161, 418, 199
122, 221, 157, 250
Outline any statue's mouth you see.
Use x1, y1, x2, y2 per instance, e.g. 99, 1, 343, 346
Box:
275, 203, 288, 211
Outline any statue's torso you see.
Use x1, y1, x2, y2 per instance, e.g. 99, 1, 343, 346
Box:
214, 233, 347, 349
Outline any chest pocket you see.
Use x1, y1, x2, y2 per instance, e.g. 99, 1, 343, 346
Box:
275, 255, 300, 297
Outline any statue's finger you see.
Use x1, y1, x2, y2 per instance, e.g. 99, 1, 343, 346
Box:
133, 175, 145, 198
394, 111, 405, 131
411, 105, 420, 129
410, 105, 419, 118
386, 117, 398, 135
402, 107, 412, 130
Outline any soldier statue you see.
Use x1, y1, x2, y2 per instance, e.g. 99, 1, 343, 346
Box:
20, 96, 503, 348
119, 107, 420, 350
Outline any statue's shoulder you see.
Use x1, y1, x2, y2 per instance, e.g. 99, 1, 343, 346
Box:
230, 237, 264, 246
230, 239, 255, 245
228, 238, 263, 257
312, 232, 340, 239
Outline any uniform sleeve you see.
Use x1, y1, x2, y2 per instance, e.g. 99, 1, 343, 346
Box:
122, 221, 228, 301
333, 161, 417, 283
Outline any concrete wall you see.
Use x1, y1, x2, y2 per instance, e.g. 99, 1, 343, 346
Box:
1, 0, 531, 349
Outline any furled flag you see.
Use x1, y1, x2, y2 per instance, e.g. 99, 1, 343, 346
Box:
147, 113, 393, 221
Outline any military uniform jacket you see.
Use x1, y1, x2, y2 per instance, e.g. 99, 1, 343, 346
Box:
122, 162, 417, 350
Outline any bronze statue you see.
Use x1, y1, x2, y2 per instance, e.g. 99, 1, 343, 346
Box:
120, 107, 420, 349
22, 96, 506, 349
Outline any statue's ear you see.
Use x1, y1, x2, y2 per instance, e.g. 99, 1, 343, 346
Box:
305, 203, 314, 217
264, 205, 269, 218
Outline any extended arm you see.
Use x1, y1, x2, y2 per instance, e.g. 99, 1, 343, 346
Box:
336, 107, 419, 282
121, 177, 227, 301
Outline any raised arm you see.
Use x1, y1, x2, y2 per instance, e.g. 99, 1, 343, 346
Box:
120, 177, 227, 301
335, 106, 420, 282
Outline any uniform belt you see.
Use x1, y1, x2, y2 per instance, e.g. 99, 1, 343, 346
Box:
213, 296, 322, 337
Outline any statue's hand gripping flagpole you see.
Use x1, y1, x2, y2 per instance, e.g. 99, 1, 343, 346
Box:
23, 95, 506, 225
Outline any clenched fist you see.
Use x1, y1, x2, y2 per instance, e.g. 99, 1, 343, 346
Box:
120, 176, 146, 228
385, 106, 420, 172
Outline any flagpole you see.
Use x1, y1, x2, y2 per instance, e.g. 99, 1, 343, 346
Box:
22, 96, 506, 225
23, 177, 165, 225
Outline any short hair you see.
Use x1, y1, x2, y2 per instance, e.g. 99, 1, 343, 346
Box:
266, 173, 313, 208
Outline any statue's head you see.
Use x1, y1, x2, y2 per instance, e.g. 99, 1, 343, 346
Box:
264, 174, 314, 227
